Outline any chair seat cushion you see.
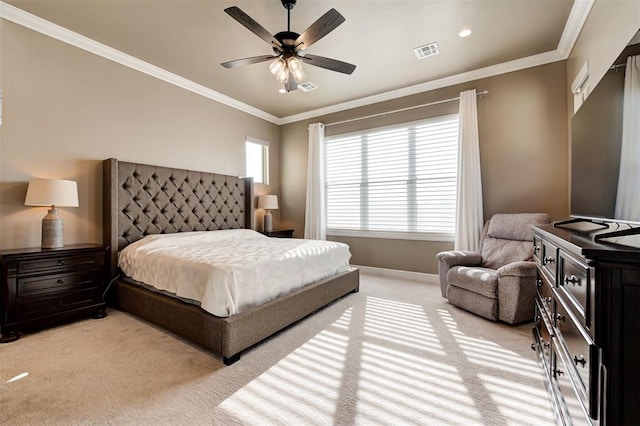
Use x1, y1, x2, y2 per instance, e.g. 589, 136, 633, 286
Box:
447, 266, 498, 299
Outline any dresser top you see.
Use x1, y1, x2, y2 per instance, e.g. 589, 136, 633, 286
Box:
532, 224, 640, 265
0, 244, 105, 257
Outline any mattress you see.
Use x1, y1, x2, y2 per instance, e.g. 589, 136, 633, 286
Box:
118, 229, 351, 317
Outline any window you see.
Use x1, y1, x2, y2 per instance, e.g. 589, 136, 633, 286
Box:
325, 114, 459, 241
245, 137, 269, 184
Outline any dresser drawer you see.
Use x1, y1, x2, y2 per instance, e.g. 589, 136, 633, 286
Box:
533, 234, 543, 264
14, 288, 99, 319
553, 346, 592, 426
555, 297, 599, 420
17, 270, 99, 298
534, 300, 554, 374
558, 251, 590, 324
541, 240, 558, 281
17, 252, 103, 274
536, 274, 554, 319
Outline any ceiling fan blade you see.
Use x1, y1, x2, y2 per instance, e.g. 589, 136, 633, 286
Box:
300, 54, 356, 75
294, 8, 345, 50
224, 6, 283, 50
221, 55, 278, 69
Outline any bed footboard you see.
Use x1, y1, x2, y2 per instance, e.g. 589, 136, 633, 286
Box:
111, 268, 359, 364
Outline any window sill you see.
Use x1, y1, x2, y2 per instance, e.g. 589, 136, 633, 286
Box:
327, 229, 454, 242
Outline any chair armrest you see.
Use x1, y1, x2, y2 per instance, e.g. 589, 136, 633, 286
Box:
496, 261, 538, 278
496, 261, 538, 324
436, 251, 482, 268
436, 251, 481, 298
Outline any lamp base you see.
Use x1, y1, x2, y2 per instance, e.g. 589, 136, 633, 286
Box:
263, 210, 273, 233
42, 208, 64, 249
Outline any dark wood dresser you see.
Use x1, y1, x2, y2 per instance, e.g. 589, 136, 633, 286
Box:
0, 244, 107, 343
531, 224, 640, 425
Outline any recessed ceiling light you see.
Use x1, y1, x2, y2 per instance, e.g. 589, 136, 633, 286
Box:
459, 28, 472, 38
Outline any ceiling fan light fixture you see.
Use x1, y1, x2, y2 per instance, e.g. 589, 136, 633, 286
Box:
276, 69, 289, 83
269, 58, 286, 76
287, 57, 306, 82
222, 3, 356, 93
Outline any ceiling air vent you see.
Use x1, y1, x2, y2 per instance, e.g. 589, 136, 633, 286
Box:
298, 82, 318, 92
414, 42, 439, 60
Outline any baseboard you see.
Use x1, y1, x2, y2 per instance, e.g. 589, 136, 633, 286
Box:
352, 265, 438, 284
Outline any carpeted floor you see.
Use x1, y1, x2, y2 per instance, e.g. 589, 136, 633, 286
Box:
0, 273, 555, 425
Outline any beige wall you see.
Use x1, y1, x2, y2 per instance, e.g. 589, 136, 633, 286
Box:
0, 21, 280, 250
281, 61, 569, 274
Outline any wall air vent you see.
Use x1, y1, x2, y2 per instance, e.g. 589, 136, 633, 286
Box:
414, 42, 440, 60
298, 82, 318, 92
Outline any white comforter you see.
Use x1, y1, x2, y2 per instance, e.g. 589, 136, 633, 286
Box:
118, 229, 351, 317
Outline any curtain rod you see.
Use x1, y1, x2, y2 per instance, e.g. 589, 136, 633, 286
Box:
324, 90, 489, 127
610, 63, 627, 71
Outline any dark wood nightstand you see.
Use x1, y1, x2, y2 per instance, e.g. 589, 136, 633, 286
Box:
0, 244, 107, 343
261, 229, 294, 238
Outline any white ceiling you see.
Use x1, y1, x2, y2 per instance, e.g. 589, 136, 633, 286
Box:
4, 0, 584, 122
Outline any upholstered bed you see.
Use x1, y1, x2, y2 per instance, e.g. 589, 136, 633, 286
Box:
103, 158, 359, 364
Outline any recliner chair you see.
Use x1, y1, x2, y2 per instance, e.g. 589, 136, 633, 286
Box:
437, 213, 551, 324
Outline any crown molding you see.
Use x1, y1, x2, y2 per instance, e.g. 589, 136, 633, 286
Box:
280, 49, 565, 124
0, 1, 281, 125
557, 0, 595, 58
1, 0, 590, 127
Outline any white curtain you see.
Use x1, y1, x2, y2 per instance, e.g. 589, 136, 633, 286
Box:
455, 89, 484, 251
614, 54, 640, 222
304, 123, 326, 240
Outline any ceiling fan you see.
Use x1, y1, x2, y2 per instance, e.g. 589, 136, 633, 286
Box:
221, 0, 357, 92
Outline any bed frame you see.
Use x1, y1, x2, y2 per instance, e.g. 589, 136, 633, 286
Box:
103, 158, 359, 364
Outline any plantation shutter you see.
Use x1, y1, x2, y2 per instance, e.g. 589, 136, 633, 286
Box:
325, 114, 459, 240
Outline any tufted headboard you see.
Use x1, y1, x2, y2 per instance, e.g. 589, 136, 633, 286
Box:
103, 158, 254, 278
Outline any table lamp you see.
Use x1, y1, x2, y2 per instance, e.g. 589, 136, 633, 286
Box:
258, 194, 278, 232
25, 178, 79, 248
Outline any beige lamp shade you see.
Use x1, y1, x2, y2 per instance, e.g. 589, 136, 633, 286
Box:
25, 179, 79, 207
25, 179, 79, 248
258, 194, 278, 210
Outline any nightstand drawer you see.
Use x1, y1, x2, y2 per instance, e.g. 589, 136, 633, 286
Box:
15, 288, 99, 319
18, 270, 98, 298
17, 252, 102, 274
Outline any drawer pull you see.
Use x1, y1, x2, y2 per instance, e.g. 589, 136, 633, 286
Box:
554, 313, 565, 322
57, 279, 64, 284
573, 355, 587, 367
544, 257, 555, 264
536, 278, 542, 288
531, 343, 536, 351
534, 246, 541, 253
544, 296, 552, 305
57, 260, 65, 266
553, 367, 564, 377
563, 275, 581, 286
543, 341, 550, 349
